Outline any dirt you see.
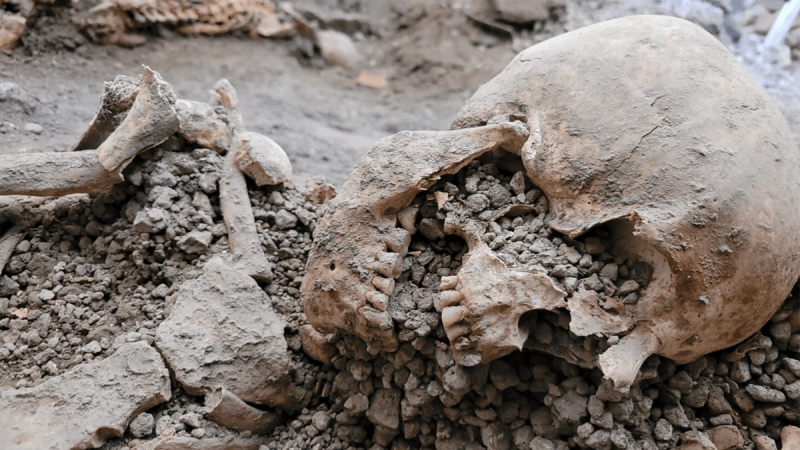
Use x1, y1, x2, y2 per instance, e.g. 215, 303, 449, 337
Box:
2, 0, 799, 187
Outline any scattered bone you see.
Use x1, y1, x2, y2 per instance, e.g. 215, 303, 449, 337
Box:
97, 66, 179, 174
0, 150, 122, 196
72, 75, 140, 152
233, 131, 293, 186
131, 429, 266, 450
0, 341, 171, 450
154, 257, 305, 412
212, 80, 274, 281
203, 387, 282, 435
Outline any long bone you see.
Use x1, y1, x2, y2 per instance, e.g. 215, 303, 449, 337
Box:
211, 79, 274, 282
0, 66, 177, 198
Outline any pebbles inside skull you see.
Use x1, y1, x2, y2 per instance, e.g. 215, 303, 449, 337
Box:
391, 149, 654, 372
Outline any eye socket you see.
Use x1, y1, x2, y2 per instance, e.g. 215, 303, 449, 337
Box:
329, 262, 336, 271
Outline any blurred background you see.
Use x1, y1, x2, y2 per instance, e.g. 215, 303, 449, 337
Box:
0, 0, 798, 187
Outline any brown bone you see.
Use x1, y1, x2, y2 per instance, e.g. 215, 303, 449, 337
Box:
302, 15, 800, 391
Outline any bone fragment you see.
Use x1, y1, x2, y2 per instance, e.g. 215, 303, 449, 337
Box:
175, 99, 231, 153
0, 223, 24, 275
598, 326, 659, 391
132, 429, 266, 450
204, 387, 282, 435
212, 81, 273, 281
0, 150, 122, 197
567, 288, 634, 337
234, 131, 293, 186
397, 205, 419, 234
73, 75, 139, 151
97, 66, 179, 174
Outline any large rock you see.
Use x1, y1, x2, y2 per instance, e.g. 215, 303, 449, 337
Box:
0, 341, 170, 450
155, 258, 304, 411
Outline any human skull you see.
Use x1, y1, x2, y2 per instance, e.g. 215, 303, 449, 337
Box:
301, 15, 800, 390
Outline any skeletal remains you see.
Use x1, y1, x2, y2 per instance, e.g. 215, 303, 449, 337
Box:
301, 15, 800, 391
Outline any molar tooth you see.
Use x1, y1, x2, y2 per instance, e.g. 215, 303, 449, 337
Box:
371, 276, 395, 296
440, 276, 458, 290
397, 205, 419, 234
365, 291, 389, 312
384, 228, 411, 256
435, 290, 464, 311
372, 251, 402, 278
442, 306, 468, 328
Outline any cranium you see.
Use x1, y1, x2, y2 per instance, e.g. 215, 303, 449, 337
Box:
301, 15, 800, 390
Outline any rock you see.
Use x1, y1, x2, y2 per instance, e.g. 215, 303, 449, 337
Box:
680, 430, 717, 450
664, 404, 691, 428
175, 99, 231, 153
493, 0, 550, 24
176, 230, 212, 254
132, 208, 168, 233
490, 360, 521, 390
234, 131, 292, 186
529, 436, 556, 450
81, 340, 103, 354
298, 324, 336, 365
782, 426, 800, 449
155, 258, 303, 411
0, 15, 26, 52
753, 435, 777, 450
344, 393, 370, 414
23, 122, 43, 135
317, 29, 362, 69
707, 425, 743, 450
274, 210, 298, 230
366, 388, 401, 430
552, 390, 588, 425
0, 341, 170, 450
745, 384, 785, 402
654, 419, 673, 441
129, 412, 155, 438
311, 410, 332, 431
481, 422, 512, 450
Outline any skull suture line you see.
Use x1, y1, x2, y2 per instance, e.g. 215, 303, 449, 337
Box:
301, 15, 800, 390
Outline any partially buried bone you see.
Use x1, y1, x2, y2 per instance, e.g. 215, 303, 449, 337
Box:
302, 15, 800, 392
211, 80, 276, 282
203, 387, 282, 435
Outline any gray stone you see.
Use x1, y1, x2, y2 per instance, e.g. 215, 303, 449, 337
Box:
81, 340, 102, 354
481, 422, 512, 450
754, 435, 778, 450
366, 388, 401, 431
132, 208, 168, 233
784, 357, 800, 377
274, 210, 298, 230
784, 380, 800, 399
0, 342, 170, 450
176, 230, 212, 254
663, 404, 690, 428
179, 412, 203, 428
654, 419, 673, 441
529, 436, 556, 450
311, 411, 332, 431
155, 258, 302, 411
490, 359, 521, 390
129, 412, 155, 438
23, 122, 43, 134
234, 131, 292, 186
552, 390, 588, 425
745, 384, 786, 402
731, 359, 751, 383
